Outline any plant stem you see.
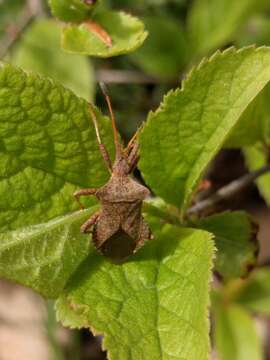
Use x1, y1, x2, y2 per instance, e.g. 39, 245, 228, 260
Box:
0, 5, 35, 59
96, 69, 175, 85
188, 164, 270, 215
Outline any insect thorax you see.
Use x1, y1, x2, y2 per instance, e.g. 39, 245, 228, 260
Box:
96, 174, 150, 202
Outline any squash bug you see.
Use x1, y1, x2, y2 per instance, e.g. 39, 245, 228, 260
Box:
74, 83, 152, 262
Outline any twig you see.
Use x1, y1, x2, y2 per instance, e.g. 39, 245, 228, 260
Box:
96, 69, 171, 85
187, 164, 270, 216
0, 5, 35, 59
27, 0, 45, 16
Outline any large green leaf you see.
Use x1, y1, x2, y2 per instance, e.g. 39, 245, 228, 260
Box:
244, 143, 270, 205
139, 47, 270, 213
213, 301, 262, 360
56, 222, 214, 360
187, 0, 269, 55
0, 63, 114, 232
197, 211, 258, 280
62, 11, 148, 57
12, 19, 94, 100
236, 268, 270, 314
130, 15, 188, 79
0, 207, 96, 298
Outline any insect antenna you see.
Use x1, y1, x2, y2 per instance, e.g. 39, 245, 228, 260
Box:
88, 103, 112, 172
99, 82, 122, 157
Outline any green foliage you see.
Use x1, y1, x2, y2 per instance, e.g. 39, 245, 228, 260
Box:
1, 0, 270, 355
226, 83, 270, 148
139, 47, 270, 213
188, 0, 269, 55
212, 267, 270, 359
130, 15, 188, 79
237, 16, 270, 47
0, 62, 114, 231
236, 268, 270, 314
62, 11, 148, 57
0, 207, 96, 298
213, 300, 262, 360
48, 0, 147, 57
244, 143, 270, 205
56, 221, 214, 360
12, 19, 94, 100
197, 211, 258, 280
49, 0, 98, 22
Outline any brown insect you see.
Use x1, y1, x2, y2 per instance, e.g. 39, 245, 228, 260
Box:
74, 83, 152, 262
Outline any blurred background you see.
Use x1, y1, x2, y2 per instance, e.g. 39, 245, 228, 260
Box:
1, 0, 270, 359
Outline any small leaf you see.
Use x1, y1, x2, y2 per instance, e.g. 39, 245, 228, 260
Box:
12, 19, 95, 100
0, 207, 96, 298
0, 62, 114, 231
197, 211, 258, 280
139, 47, 270, 213
188, 0, 269, 55
56, 222, 214, 360
213, 298, 262, 360
236, 268, 270, 314
130, 15, 188, 79
62, 11, 148, 57
244, 143, 270, 206
49, 0, 97, 22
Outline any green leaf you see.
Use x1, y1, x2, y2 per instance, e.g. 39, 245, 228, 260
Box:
226, 82, 270, 148
0, 62, 114, 231
187, 0, 269, 55
139, 47, 270, 213
0, 207, 96, 298
49, 0, 98, 22
213, 302, 262, 360
244, 143, 270, 205
56, 222, 214, 360
197, 211, 258, 280
11, 19, 94, 100
236, 268, 270, 314
62, 11, 148, 57
130, 15, 188, 79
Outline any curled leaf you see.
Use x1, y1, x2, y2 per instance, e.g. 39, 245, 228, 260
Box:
62, 11, 148, 57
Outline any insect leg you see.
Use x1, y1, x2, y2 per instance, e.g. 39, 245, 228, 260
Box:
81, 212, 99, 233
73, 188, 97, 209
135, 219, 153, 251
89, 104, 112, 172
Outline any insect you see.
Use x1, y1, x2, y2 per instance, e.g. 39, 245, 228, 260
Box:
74, 83, 152, 262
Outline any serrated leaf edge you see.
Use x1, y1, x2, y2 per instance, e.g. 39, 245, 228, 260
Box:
56, 230, 216, 360
140, 46, 270, 214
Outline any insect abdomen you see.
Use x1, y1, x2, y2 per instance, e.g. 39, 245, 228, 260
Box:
93, 227, 136, 262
